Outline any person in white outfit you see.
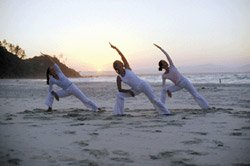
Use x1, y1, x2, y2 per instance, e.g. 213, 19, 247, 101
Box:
109, 43, 170, 115
153, 44, 210, 109
43, 53, 100, 112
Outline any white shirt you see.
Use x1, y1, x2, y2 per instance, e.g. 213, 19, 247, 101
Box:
120, 69, 143, 90
162, 65, 184, 85
49, 64, 72, 92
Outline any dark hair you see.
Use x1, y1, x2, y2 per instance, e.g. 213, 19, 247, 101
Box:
46, 67, 50, 85
113, 60, 123, 70
158, 61, 163, 71
158, 60, 168, 71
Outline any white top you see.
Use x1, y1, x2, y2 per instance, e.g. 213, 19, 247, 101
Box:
159, 48, 185, 85
120, 69, 143, 90
49, 64, 72, 92
162, 65, 184, 85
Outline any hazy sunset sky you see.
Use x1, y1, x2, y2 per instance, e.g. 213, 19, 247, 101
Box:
1, 0, 249, 72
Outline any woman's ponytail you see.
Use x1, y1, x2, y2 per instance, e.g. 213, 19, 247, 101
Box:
46, 67, 50, 85
158, 61, 163, 71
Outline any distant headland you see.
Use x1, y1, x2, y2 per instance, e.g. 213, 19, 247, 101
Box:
0, 41, 81, 78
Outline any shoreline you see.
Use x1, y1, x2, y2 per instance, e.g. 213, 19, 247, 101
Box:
1, 78, 250, 85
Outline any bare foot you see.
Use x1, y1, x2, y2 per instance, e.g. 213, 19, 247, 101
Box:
167, 90, 172, 98
97, 108, 105, 113
46, 107, 52, 112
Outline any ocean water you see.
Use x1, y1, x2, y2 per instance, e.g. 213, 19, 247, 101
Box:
71, 72, 250, 84
1, 72, 248, 85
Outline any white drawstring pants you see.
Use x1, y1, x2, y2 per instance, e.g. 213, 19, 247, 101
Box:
161, 78, 209, 109
45, 84, 98, 111
113, 81, 170, 115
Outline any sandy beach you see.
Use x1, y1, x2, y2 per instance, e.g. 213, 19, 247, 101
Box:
0, 79, 249, 166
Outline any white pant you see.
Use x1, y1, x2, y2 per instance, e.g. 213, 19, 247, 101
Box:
161, 78, 209, 109
45, 84, 98, 111
113, 81, 170, 115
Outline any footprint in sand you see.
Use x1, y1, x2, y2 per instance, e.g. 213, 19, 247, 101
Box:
229, 132, 243, 136
70, 123, 85, 126
185, 150, 208, 156
64, 112, 80, 117
166, 120, 185, 127
112, 150, 129, 156
150, 149, 208, 160
76, 115, 94, 121
241, 126, 250, 130
181, 138, 203, 145
8, 158, 22, 165
83, 148, 109, 159
127, 121, 142, 126
77, 159, 98, 166
140, 129, 162, 133
29, 124, 42, 127
190, 131, 208, 136
110, 157, 133, 163
4, 113, 16, 121
171, 159, 193, 166
75, 140, 89, 147
110, 121, 124, 125
150, 151, 176, 160
23, 115, 53, 121
64, 130, 76, 135
18, 109, 42, 114
20, 110, 54, 120
89, 132, 99, 136
213, 140, 224, 147
57, 155, 77, 162
111, 150, 133, 163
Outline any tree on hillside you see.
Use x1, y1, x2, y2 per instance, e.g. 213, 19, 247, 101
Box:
19, 50, 26, 59
14, 45, 20, 55
2, 39, 7, 46
1, 39, 26, 59
9, 44, 15, 53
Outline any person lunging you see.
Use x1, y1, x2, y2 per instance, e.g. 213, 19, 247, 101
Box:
154, 44, 210, 109
110, 43, 170, 115
43, 53, 100, 112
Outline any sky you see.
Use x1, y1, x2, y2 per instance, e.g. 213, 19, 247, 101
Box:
0, 0, 250, 72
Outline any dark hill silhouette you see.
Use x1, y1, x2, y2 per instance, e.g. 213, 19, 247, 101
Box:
0, 46, 81, 78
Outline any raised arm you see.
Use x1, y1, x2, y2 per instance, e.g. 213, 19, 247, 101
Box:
109, 42, 131, 70
116, 76, 135, 97
153, 44, 174, 66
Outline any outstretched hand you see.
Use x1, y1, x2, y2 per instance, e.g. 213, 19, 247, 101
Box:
52, 91, 59, 101
41, 52, 52, 59
153, 43, 162, 49
41, 52, 55, 64
40, 52, 48, 56
109, 42, 116, 49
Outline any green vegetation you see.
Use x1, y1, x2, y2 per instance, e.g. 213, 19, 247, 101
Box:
0, 40, 81, 78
